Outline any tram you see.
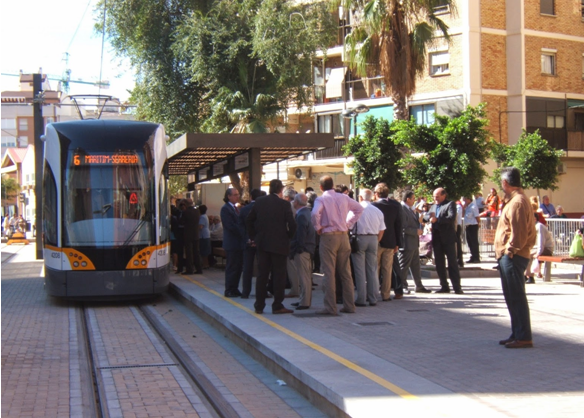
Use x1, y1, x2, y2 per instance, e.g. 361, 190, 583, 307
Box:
42, 120, 171, 298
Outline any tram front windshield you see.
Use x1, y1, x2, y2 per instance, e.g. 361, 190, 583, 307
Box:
64, 150, 152, 247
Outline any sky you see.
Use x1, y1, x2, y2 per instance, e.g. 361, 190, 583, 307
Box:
1, 0, 135, 101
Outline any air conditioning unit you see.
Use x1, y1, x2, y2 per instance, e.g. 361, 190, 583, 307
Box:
557, 163, 567, 174
288, 167, 311, 180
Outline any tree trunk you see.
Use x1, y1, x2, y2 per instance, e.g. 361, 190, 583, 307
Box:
392, 93, 409, 121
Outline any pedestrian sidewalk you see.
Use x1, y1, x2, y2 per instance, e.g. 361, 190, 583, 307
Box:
170, 262, 584, 418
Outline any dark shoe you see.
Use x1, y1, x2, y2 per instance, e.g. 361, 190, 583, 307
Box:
499, 337, 515, 345
240, 295, 249, 299
194, 270, 203, 274
505, 340, 533, 349
315, 310, 338, 316
458, 263, 464, 268
369, 302, 377, 306
394, 294, 403, 300
273, 308, 293, 314
224, 291, 240, 298
185, 271, 195, 275
382, 298, 392, 301
291, 302, 300, 307
434, 288, 451, 293
526, 276, 535, 284
339, 308, 355, 313
415, 287, 431, 293
255, 309, 263, 314
492, 265, 499, 270
295, 306, 310, 310
454, 289, 464, 294
355, 302, 367, 307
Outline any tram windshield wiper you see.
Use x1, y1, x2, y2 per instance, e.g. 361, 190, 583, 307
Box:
93, 204, 112, 216
122, 212, 150, 246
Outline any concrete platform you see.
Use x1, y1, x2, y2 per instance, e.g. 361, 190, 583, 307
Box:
170, 263, 584, 418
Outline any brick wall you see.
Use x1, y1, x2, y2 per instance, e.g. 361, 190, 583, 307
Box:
524, 0, 584, 37
415, 34, 464, 94
525, 36, 584, 93
481, 34, 507, 90
481, 0, 506, 29
482, 95, 509, 144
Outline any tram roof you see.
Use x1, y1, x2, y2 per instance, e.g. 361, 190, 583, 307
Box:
166, 133, 335, 176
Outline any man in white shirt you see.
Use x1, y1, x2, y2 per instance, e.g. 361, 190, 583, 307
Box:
351, 189, 386, 306
462, 196, 481, 263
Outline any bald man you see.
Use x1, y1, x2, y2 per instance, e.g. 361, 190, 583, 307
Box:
423, 188, 463, 294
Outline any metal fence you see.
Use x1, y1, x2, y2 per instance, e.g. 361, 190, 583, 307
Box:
477, 217, 584, 258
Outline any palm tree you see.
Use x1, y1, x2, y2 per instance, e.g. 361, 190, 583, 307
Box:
334, 0, 454, 120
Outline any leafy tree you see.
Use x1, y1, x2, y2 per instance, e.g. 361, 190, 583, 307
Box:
343, 116, 402, 190
1, 175, 20, 204
98, 0, 336, 137
393, 104, 492, 199
333, 0, 454, 120
491, 130, 563, 191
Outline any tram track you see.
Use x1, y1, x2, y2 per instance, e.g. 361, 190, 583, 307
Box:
79, 301, 240, 418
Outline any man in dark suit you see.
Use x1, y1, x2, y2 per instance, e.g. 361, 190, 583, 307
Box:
372, 183, 402, 301
423, 188, 463, 294
239, 188, 263, 299
246, 179, 296, 314
398, 190, 430, 293
220, 188, 245, 297
182, 198, 203, 274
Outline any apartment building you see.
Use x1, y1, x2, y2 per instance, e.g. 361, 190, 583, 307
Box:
281, 0, 584, 212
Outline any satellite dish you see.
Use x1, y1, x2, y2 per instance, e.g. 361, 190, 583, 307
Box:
295, 168, 303, 179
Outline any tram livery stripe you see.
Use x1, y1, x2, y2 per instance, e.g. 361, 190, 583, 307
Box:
182, 276, 417, 399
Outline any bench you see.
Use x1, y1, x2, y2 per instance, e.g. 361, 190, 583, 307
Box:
537, 255, 584, 287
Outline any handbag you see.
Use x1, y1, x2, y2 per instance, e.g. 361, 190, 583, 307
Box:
569, 233, 584, 258
349, 224, 360, 253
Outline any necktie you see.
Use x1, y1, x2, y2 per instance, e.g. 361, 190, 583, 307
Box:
235, 206, 240, 215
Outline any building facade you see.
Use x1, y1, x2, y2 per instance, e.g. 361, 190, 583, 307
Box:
279, 0, 584, 213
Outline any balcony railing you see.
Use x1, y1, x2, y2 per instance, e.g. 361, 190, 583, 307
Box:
314, 139, 348, 160
568, 131, 584, 151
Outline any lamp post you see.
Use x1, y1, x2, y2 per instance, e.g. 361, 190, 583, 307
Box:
341, 104, 369, 199
341, 103, 370, 138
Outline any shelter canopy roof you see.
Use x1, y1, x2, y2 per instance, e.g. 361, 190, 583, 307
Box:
167, 133, 334, 177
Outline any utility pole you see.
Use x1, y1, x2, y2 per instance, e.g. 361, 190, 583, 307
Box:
33, 74, 43, 260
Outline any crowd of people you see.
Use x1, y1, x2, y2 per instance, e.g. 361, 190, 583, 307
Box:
170, 170, 581, 349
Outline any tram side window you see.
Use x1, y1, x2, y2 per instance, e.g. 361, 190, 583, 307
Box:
159, 164, 170, 243
42, 162, 58, 246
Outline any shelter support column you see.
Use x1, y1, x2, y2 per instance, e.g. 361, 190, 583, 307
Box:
248, 148, 262, 191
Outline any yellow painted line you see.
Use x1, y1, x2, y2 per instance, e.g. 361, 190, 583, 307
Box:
181, 275, 417, 399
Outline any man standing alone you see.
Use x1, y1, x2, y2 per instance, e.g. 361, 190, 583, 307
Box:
311, 176, 363, 315
495, 167, 536, 348
247, 180, 296, 314
462, 196, 481, 263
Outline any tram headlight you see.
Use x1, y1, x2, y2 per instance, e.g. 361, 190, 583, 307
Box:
133, 260, 139, 266
81, 262, 87, 267
141, 260, 147, 266
73, 261, 79, 267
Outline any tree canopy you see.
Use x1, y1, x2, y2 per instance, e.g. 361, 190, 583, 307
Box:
343, 116, 402, 190
490, 130, 564, 191
97, 0, 336, 138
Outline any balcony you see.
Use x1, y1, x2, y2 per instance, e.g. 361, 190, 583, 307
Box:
313, 76, 385, 105
568, 131, 584, 151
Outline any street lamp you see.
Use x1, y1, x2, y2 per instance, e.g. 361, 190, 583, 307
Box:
341, 104, 370, 137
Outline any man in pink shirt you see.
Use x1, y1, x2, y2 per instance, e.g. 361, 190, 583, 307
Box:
311, 176, 363, 315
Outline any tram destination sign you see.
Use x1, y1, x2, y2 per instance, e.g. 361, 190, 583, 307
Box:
73, 153, 140, 166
